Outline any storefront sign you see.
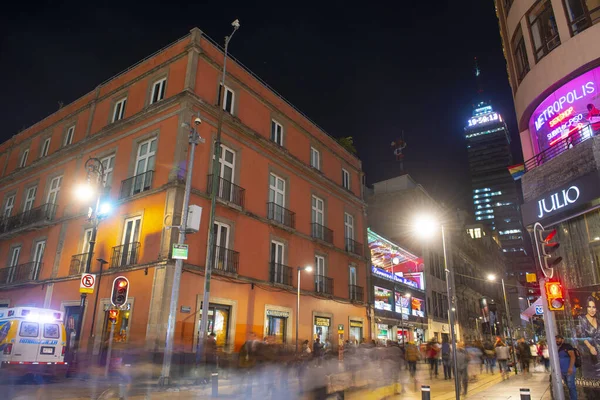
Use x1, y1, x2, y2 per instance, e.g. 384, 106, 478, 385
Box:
374, 286, 393, 311
529, 65, 600, 152
315, 317, 330, 326
267, 309, 290, 318
522, 172, 600, 226
371, 266, 419, 289
338, 324, 344, 333
350, 320, 363, 328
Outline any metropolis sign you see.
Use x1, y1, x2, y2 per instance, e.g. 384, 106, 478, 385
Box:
521, 171, 600, 226
529, 65, 600, 152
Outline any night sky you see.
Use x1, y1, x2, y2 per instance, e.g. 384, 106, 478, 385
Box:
0, 1, 522, 213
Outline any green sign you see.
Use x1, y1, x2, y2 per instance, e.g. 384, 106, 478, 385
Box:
172, 244, 188, 260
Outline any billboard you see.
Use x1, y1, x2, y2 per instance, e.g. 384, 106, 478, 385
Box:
395, 292, 410, 315
411, 297, 425, 318
529, 65, 600, 152
569, 284, 600, 382
374, 286, 393, 311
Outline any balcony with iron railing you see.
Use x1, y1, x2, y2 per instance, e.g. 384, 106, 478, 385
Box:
0, 203, 57, 236
311, 223, 333, 244
70, 252, 92, 275
345, 238, 364, 257
213, 245, 239, 274
269, 261, 292, 286
349, 285, 364, 302
524, 127, 596, 172
110, 242, 140, 269
0, 262, 42, 285
119, 170, 154, 199
267, 202, 295, 229
315, 275, 333, 296
207, 175, 245, 208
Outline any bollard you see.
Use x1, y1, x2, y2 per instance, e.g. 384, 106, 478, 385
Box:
212, 372, 219, 397
421, 385, 431, 400
520, 388, 531, 400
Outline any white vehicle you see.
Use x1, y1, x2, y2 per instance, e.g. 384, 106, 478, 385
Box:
0, 307, 68, 376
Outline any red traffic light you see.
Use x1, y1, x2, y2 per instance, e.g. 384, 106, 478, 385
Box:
543, 229, 557, 242
545, 281, 565, 311
111, 276, 129, 307
108, 309, 118, 322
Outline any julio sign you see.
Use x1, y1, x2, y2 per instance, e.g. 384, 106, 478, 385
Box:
521, 171, 600, 226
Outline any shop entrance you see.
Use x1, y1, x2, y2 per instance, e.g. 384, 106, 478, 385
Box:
349, 320, 363, 344
267, 316, 287, 343
314, 316, 331, 343
199, 303, 231, 347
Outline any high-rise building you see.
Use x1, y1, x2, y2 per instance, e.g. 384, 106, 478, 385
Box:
465, 102, 533, 276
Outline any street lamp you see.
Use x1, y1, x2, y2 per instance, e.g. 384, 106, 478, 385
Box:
72, 158, 106, 361
414, 214, 460, 400
296, 265, 313, 353
400, 292, 411, 345
198, 18, 241, 368
487, 274, 518, 375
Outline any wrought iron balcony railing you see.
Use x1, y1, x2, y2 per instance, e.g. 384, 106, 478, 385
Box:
213, 245, 239, 274
315, 274, 333, 295
0, 203, 57, 235
267, 202, 295, 229
311, 223, 333, 244
207, 175, 245, 208
119, 170, 153, 199
524, 128, 592, 171
0, 262, 42, 285
70, 252, 92, 275
345, 238, 364, 257
349, 284, 364, 302
110, 242, 140, 269
269, 261, 292, 286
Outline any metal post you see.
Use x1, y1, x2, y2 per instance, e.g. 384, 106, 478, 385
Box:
421, 385, 431, 400
159, 116, 203, 385
520, 388, 531, 400
296, 267, 301, 353
211, 372, 219, 397
198, 21, 240, 364
501, 278, 518, 375
89, 259, 108, 338
540, 277, 565, 400
74, 158, 105, 361
104, 320, 115, 378
441, 225, 460, 400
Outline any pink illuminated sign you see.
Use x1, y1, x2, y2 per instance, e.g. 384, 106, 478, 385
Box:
529, 65, 600, 151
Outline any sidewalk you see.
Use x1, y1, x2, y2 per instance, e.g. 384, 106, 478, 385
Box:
465, 372, 551, 400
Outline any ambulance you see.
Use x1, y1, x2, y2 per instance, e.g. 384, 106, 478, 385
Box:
0, 307, 68, 376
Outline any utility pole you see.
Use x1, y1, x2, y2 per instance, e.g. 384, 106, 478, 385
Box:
540, 277, 565, 400
159, 113, 204, 385
197, 19, 240, 365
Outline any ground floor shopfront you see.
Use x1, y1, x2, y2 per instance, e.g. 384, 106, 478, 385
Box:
0, 263, 368, 356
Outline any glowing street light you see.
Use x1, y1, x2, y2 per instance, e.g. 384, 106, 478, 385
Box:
487, 272, 518, 374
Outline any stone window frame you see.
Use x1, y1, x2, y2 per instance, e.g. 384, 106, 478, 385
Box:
216, 80, 239, 116
109, 92, 129, 124
207, 134, 243, 186
269, 233, 289, 266
62, 123, 76, 147
2, 189, 18, 218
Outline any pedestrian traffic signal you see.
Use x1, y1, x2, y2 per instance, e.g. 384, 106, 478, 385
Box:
108, 309, 118, 323
110, 276, 129, 307
545, 280, 565, 311
534, 222, 562, 278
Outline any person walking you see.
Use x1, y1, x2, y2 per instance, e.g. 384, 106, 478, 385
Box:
517, 338, 532, 377
483, 340, 496, 374
405, 341, 419, 378
441, 336, 452, 380
556, 335, 578, 400
456, 342, 470, 396
426, 339, 440, 378
495, 339, 510, 380
538, 340, 550, 372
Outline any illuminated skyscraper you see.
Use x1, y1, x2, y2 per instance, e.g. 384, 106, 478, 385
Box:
465, 102, 533, 276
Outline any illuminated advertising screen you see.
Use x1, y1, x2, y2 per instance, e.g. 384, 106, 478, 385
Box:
374, 286, 393, 311
411, 297, 425, 318
395, 292, 410, 315
529, 65, 600, 152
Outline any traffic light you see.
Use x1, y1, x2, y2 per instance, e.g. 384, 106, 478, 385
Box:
108, 309, 118, 323
111, 276, 129, 307
533, 222, 563, 278
545, 280, 565, 311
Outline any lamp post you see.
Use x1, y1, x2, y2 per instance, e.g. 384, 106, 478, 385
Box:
89, 258, 109, 341
414, 215, 460, 400
400, 292, 411, 345
487, 274, 518, 375
296, 266, 313, 353
159, 113, 205, 385
72, 158, 106, 360
198, 19, 240, 366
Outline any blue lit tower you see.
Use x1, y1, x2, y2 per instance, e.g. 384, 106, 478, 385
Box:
465, 102, 532, 276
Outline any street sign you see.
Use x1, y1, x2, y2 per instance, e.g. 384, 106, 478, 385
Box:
527, 273, 537, 283
535, 305, 544, 315
80, 273, 96, 294
337, 324, 344, 333
172, 244, 189, 260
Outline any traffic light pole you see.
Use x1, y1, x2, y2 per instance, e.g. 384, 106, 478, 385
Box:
540, 277, 565, 400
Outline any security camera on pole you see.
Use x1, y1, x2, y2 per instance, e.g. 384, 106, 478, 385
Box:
534, 222, 565, 400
